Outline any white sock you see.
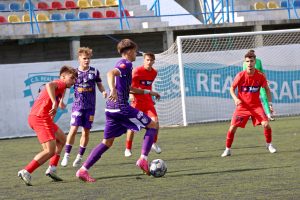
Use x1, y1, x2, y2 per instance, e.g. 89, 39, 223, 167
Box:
141, 155, 148, 160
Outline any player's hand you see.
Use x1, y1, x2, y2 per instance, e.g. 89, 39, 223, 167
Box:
129, 94, 135, 102
234, 98, 242, 106
108, 89, 118, 102
49, 102, 58, 116
59, 101, 66, 110
151, 91, 160, 101
102, 91, 108, 99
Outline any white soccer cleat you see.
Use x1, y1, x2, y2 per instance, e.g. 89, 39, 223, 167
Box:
61, 154, 70, 167
267, 143, 277, 153
18, 169, 32, 186
124, 148, 132, 157
221, 148, 231, 157
151, 143, 162, 154
73, 154, 83, 168
45, 166, 63, 182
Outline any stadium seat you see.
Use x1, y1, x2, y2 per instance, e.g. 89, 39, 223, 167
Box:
122, 9, 131, 17
23, 1, 36, 10
8, 15, 21, 23
50, 13, 63, 21
65, 0, 77, 9
0, 3, 7, 11
22, 14, 31, 22
91, 0, 104, 7
51, 1, 64, 9
36, 13, 50, 22
254, 2, 267, 10
9, 2, 21, 11
92, 11, 104, 18
78, 11, 90, 19
37, 2, 50, 10
280, 0, 289, 7
105, 0, 118, 7
267, 1, 280, 9
65, 12, 76, 20
0, 16, 7, 23
294, 0, 300, 8
77, 0, 91, 8
105, 10, 117, 18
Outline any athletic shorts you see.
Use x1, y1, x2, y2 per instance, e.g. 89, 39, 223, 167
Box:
231, 104, 268, 128
28, 115, 58, 144
104, 106, 152, 139
131, 101, 157, 118
70, 108, 95, 129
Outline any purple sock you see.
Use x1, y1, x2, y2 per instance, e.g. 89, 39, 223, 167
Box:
78, 146, 86, 156
65, 144, 72, 154
141, 128, 157, 156
83, 143, 109, 170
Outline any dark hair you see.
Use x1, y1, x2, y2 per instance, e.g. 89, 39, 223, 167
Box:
117, 39, 137, 54
60, 65, 78, 78
248, 49, 255, 53
244, 51, 256, 59
143, 52, 155, 60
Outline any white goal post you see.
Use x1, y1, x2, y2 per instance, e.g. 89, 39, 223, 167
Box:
154, 28, 300, 127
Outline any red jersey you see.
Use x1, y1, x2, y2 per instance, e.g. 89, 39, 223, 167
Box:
132, 65, 157, 104
30, 79, 66, 117
232, 69, 267, 107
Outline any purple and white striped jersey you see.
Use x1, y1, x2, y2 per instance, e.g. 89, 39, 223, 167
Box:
72, 66, 102, 110
106, 59, 132, 112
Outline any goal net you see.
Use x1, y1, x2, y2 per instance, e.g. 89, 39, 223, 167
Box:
154, 29, 300, 126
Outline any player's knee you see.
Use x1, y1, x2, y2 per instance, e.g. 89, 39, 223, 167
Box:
147, 121, 158, 129
261, 121, 270, 129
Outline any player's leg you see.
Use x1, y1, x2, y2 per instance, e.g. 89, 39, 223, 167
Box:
260, 88, 274, 121
61, 125, 78, 167
150, 116, 161, 154
46, 127, 65, 181
221, 125, 238, 157
73, 109, 95, 167
124, 129, 135, 157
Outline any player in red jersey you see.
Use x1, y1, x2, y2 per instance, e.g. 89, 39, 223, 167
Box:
124, 52, 161, 157
221, 51, 277, 157
18, 66, 77, 186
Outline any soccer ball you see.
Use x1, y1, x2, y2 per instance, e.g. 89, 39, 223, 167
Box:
149, 159, 167, 177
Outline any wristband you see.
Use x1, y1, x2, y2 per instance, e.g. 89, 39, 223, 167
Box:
144, 89, 150, 94
268, 102, 273, 106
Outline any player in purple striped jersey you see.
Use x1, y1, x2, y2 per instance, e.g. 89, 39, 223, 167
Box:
61, 47, 107, 168
76, 39, 160, 182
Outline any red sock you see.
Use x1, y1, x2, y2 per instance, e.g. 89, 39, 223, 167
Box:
126, 140, 132, 150
153, 133, 158, 143
25, 160, 40, 173
49, 154, 60, 167
226, 130, 235, 148
264, 128, 272, 143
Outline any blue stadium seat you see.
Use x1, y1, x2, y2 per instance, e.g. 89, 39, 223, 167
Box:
64, 12, 76, 20
294, 0, 300, 8
50, 13, 63, 21
0, 3, 7, 11
280, 0, 289, 8
78, 12, 90, 19
9, 2, 21, 11
23, 1, 36, 10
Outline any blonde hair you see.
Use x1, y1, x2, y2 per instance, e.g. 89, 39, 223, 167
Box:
60, 66, 78, 78
78, 47, 93, 57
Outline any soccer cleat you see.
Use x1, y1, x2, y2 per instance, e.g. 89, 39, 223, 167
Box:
221, 148, 231, 157
267, 143, 277, 153
18, 169, 32, 186
60, 154, 70, 167
73, 154, 83, 168
151, 143, 162, 154
124, 148, 132, 157
136, 158, 150, 176
76, 169, 96, 182
45, 166, 63, 182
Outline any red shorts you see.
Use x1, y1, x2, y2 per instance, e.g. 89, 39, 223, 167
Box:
231, 104, 268, 128
131, 101, 158, 118
28, 115, 58, 144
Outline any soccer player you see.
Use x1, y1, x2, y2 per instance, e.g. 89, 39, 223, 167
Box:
124, 52, 161, 157
18, 66, 77, 186
243, 49, 274, 121
61, 47, 107, 168
75, 39, 160, 182
221, 51, 277, 157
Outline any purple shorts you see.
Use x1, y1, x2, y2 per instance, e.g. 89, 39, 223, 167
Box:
70, 108, 95, 129
104, 106, 152, 139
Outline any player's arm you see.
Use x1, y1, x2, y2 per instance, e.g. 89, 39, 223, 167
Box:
130, 86, 160, 100
58, 90, 66, 109
107, 68, 120, 102
230, 85, 241, 106
263, 84, 274, 114
97, 82, 107, 98
46, 82, 58, 116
